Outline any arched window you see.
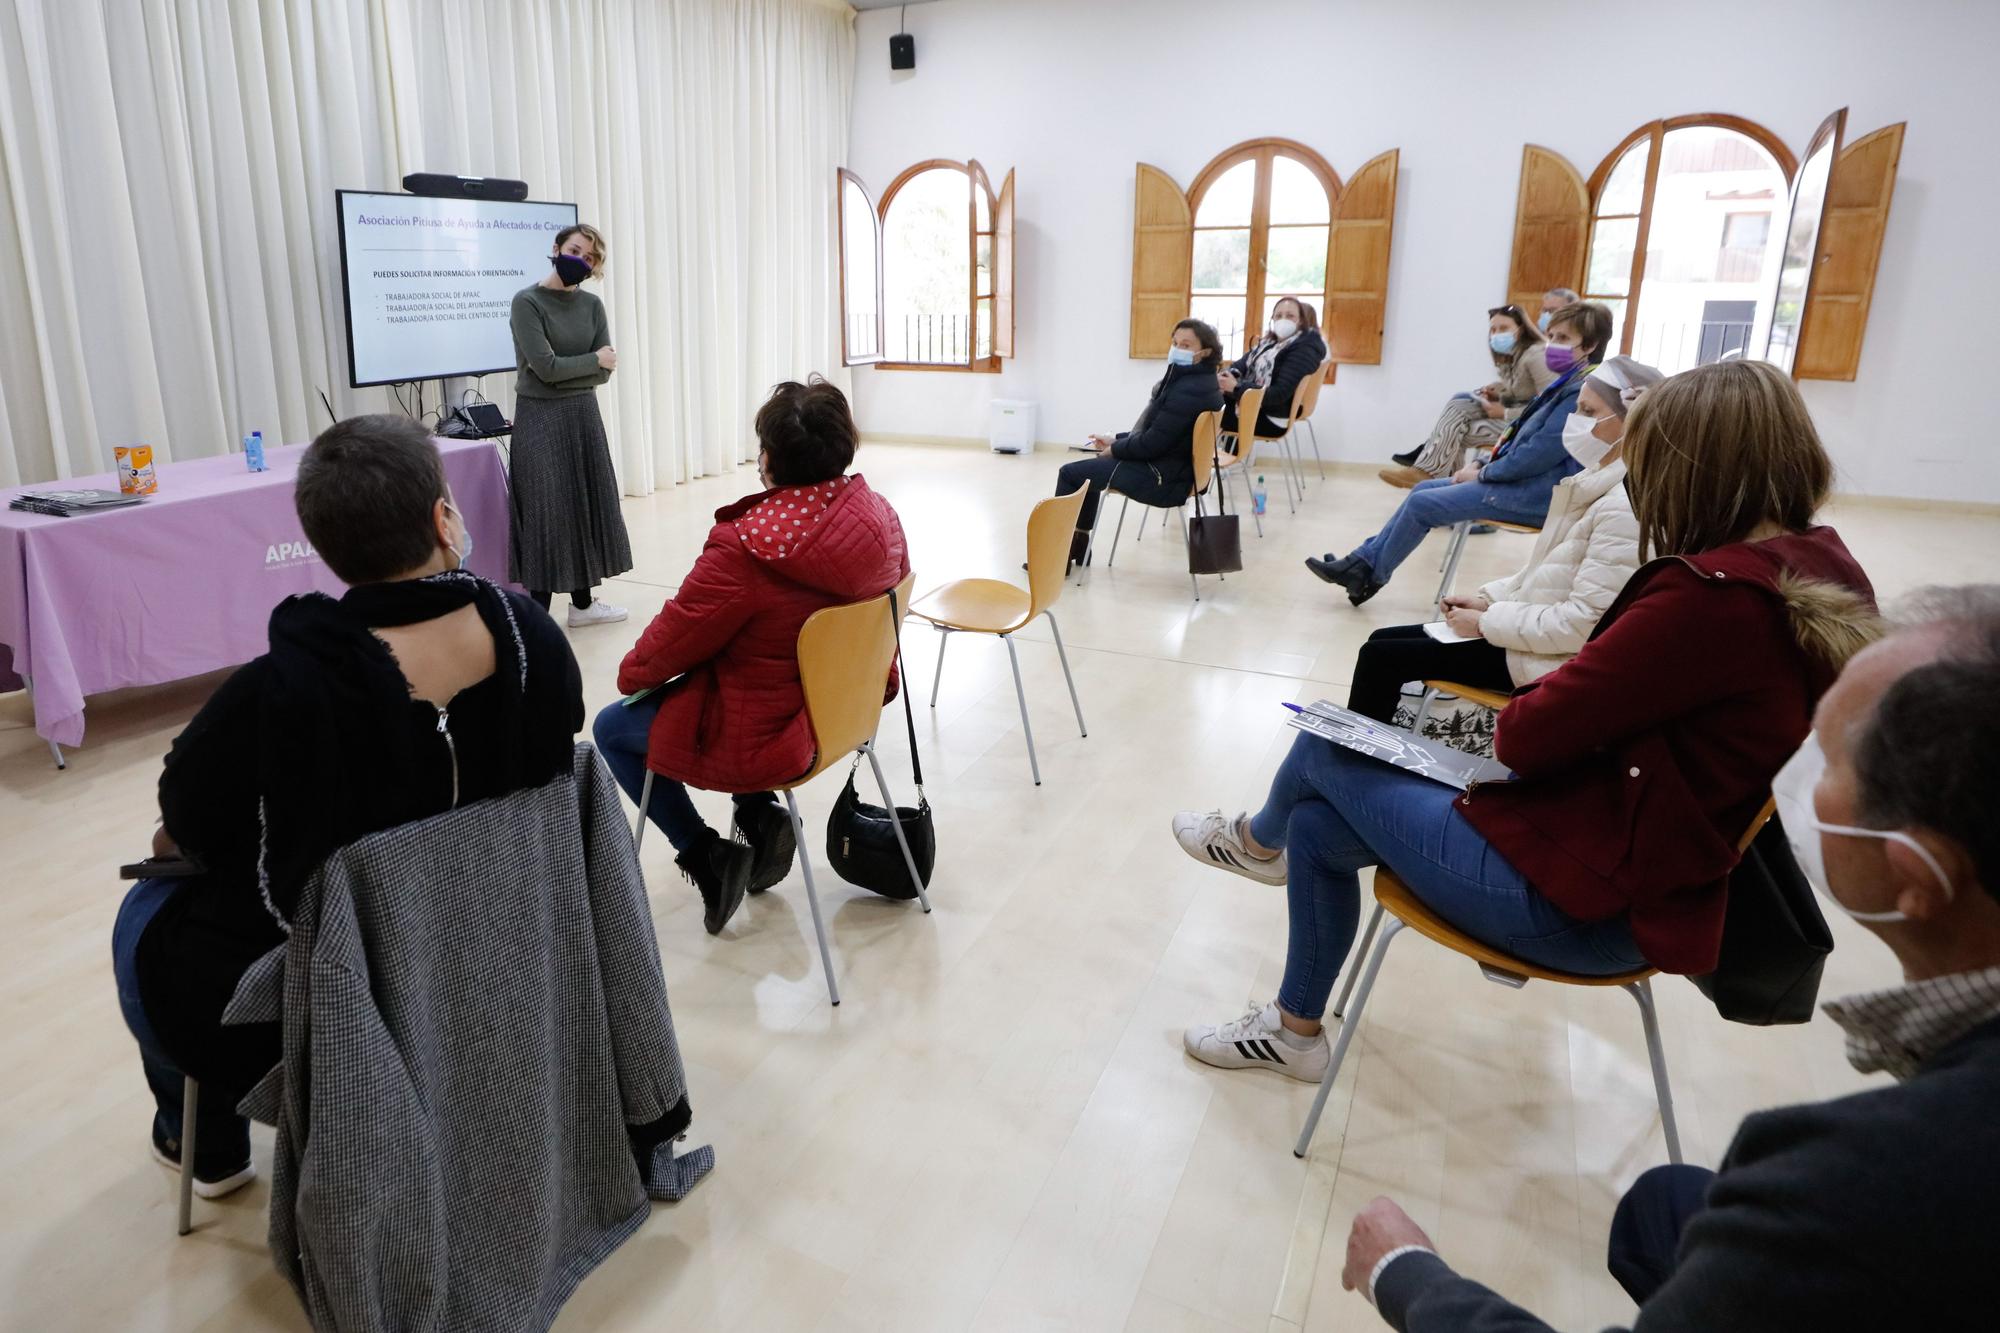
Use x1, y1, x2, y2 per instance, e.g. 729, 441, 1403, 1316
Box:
1581, 116, 1796, 372
1130, 139, 1400, 366
1187, 141, 1339, 360
1508, 110, 1904, 381
837, 159, 1015, 371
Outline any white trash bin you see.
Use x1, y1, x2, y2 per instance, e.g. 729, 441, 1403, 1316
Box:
988, 399, 1036, 455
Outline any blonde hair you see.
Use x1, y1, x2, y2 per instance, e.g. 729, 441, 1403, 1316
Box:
1621, 359, 1833, 560
554, 223, 608, 275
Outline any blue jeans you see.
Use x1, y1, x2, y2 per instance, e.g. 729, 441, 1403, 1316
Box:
1349, 476, 1550, 583
1247, 734, 1642, 1020
592, 697, 776, 854
111, 878, 252, 1172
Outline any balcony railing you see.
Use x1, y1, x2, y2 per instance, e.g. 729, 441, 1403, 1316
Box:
1626, 318, 1757, 374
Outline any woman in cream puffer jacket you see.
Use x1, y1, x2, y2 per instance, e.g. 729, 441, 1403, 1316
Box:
1344, 358, 1663, 722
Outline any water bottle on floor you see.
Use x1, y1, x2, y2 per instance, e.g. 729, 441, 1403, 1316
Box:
1252, 474, 1268, 517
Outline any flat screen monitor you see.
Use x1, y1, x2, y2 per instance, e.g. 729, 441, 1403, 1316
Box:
336, 189, 579, 387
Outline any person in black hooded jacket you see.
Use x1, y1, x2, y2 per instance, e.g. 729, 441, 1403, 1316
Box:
1220, 297, 1328, 439
1056, 317, 1226, 564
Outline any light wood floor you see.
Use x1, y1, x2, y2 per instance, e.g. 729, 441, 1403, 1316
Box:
4, 441, 1996, 1332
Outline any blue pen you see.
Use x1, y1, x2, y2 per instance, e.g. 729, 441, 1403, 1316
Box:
1281, 701, 1304, 713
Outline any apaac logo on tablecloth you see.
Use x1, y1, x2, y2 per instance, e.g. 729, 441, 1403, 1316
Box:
265, 538, 321, 570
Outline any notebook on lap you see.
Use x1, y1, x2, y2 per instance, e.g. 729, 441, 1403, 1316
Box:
1283, 699, 1513, 791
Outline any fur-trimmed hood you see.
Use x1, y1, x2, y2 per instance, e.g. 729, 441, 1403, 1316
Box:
1672, 525, 1880, 676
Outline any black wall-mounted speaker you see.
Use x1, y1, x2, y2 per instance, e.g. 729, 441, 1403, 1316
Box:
401, 172, 530, 202
889, 32, 915, 70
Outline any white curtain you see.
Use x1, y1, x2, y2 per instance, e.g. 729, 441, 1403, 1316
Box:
0, 0, 855, 490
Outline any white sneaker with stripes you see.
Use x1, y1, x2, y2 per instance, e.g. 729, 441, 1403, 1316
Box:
1184, 1002, 1330, 1082
1171, 809, 1288, 886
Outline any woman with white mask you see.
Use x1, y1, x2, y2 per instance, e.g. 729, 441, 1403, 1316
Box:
1218, 297, 1327, 441
1384, 303, 1555, 486
1342, 356, 1665, 722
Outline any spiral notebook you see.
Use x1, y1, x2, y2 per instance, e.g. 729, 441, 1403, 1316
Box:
1283, 699, 1513, 791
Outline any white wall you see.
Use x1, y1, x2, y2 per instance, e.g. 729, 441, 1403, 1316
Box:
846, 0, 2000, 504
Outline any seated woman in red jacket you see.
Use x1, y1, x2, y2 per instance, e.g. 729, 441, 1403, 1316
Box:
594, 378, 910, 936
1167, 360, 1879, 1081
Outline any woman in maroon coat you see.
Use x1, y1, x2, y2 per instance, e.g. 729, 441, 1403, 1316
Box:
1169, 361, 1881, 1081
594, 378, 910, 934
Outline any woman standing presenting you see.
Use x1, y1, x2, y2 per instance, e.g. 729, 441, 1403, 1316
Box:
509, 223, 634, 626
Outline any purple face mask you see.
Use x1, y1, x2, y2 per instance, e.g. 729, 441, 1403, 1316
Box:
1544, 343, 1578, 375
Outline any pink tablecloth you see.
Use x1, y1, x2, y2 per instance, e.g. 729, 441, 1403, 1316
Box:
0, 438, 514, 747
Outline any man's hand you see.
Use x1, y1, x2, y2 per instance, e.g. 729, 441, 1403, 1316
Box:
1451, 463, 1481, 485
1342, 1196, 1436, 1302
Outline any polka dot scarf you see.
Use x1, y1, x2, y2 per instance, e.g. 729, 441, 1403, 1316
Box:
732, 474, 853, 561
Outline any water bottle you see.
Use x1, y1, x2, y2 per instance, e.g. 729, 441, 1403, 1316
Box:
243, 429, 267, 473
1252, 474, 1268, 517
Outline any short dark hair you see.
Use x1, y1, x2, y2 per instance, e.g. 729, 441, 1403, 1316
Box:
1548, 300, 1615, 361
296, 414, 447, 584
1855, 586, 2000, 901
756, 376, 858, 487
1174, 317, 1223, 364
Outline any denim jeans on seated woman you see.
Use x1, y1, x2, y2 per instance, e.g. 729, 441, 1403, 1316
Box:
1247, 733, 1643, 1021
111, 877, 252, 1173
591, 696, 778, 854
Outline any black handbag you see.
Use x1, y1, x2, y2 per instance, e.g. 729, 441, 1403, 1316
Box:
1689, 816, 1834, 1025
825, 587, 935, 899
1187, 460, 1242, 577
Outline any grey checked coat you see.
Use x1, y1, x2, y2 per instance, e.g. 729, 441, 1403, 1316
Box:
225, 744, 711, 1331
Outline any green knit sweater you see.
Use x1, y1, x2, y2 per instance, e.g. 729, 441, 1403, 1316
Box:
510, 284, 612, 398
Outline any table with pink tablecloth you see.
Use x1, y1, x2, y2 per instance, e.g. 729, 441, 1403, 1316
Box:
0, 438, 515, 753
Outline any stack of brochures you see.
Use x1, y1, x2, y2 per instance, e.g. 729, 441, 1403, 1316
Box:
8, 489, 145, 517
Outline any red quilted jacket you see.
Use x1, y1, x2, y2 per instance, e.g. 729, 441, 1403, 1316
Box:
616, 474, 909, 793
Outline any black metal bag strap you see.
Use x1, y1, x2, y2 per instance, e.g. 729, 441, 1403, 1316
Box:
887, 586, 925, 794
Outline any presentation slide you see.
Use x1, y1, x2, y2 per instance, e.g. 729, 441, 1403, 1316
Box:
337, 190, 579, 387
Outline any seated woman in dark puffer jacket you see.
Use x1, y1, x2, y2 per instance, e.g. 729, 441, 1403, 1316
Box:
1056, 317, 1227, 566
1219, 297, 1328, 440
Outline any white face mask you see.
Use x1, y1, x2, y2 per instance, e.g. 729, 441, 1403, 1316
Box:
1270, 317, 1299, 340
1561, 411, 1613, 469
1167, 346, 1196, 367
443, 501, 472, 570
1769, 732, 1955, 924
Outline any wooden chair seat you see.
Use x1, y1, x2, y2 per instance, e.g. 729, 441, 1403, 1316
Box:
1371, 870, 1652, 988
1488, 520, 1541, 535
911, 578, 1032, 636
1420, 679, 1512, 712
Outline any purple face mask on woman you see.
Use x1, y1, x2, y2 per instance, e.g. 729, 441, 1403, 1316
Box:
1544, 343, 1579, 375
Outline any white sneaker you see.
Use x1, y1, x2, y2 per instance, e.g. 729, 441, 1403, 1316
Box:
567, 601, 629, 628
1184, 1001, 1330, 1083
1171, 810, 1287, 886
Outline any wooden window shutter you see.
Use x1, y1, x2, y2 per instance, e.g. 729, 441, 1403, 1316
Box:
837, 169, 883, 365
1506, 146, 1588, 319
1326, 149, 1399, 364
993, 169, 1015, 358
1795, 123, 1905, 382
1129, 164, 1192, 359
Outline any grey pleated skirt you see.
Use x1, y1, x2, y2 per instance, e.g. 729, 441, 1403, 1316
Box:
508, 392, 634, 594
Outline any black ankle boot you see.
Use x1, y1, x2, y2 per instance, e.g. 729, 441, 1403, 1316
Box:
732, 799, 795, 894
676, 830, 751, 935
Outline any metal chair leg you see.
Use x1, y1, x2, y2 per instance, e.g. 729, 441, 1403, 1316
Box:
1627, 977, 1684, 1165
1432, 522, 1471, 605
1135, 505, 1148, 542
1332, 904, 1385, 1019
863, 744, 932, 914
177, 1077, 198, 1235
1297, 918, 1404, 1158
784, 789, 841, 1005
930, 626, 950, 707
1305, 419, 1325, 478
1410, 687, 1439, 735
1106, 496, 1130, 569
1044, 611, 1087, 738
635, 770, 655, 853
1176, 506, 1189, 544
1002, 634, 1042, 785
